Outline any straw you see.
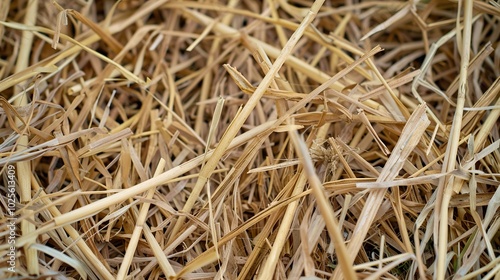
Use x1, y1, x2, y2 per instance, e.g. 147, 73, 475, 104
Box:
1, 1, 498, 279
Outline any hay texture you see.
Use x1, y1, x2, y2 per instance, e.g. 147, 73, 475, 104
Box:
1, 0, 499, 279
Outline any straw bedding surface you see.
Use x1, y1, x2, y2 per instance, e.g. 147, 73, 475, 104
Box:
1, 0, 499, 279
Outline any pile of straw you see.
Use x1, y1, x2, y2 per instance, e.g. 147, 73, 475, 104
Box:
1, 0, 499, 279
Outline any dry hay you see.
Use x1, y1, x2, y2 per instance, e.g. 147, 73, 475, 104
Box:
0, 0, 499, 279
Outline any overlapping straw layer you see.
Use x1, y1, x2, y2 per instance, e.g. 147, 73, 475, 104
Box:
0, 0, 499, 279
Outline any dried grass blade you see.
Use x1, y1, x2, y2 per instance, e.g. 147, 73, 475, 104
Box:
334, 103, 429, 277
436, 1, 473, 276
290, 130, 357, 280
0, 21, 145, 85
357, 109, 390, 156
